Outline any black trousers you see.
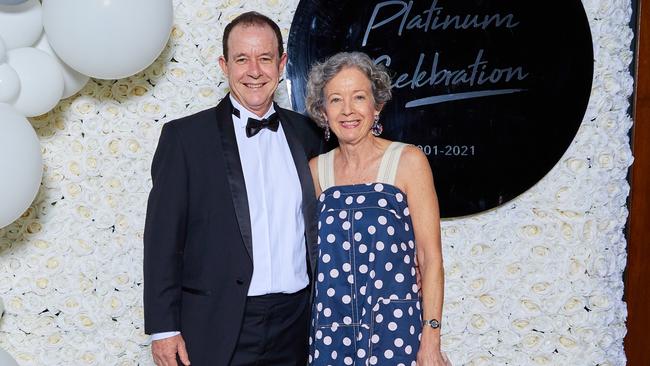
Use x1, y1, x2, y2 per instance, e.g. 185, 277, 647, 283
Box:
229, 288, 310, 366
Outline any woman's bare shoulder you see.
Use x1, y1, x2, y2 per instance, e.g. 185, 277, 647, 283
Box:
399, 144, 431, 174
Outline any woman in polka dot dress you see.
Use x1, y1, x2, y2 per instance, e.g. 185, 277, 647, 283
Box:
305, 52, 450, 366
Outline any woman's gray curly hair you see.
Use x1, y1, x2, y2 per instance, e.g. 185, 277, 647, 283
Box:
305, 52, 392, 129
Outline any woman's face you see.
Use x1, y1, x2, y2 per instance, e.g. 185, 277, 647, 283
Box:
322, 67, 381, 145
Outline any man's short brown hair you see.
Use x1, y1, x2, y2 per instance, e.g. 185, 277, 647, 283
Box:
222, 11, 284, 60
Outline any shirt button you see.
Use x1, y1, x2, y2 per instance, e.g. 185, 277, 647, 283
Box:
236, 279, 244, 285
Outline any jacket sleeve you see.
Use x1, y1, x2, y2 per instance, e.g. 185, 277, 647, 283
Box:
143, 122, 188, 334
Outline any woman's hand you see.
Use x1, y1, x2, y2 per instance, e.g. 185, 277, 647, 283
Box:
417, 341, 452, 366
417, 328, 452, 366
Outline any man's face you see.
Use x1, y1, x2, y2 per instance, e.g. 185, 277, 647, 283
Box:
219, 24, 287, 117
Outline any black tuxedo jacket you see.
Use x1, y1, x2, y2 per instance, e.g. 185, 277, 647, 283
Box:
143, 95, 323, 365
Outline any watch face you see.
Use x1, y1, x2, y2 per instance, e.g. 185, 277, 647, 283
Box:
287, 0, 593, 218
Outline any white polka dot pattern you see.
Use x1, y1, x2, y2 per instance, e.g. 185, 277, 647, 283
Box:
309, 183, 421, 365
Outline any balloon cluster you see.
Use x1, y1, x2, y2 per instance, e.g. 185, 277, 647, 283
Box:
0, 0, 173, 228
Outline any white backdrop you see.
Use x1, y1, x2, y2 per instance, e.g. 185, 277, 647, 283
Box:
0, 0, 634, 364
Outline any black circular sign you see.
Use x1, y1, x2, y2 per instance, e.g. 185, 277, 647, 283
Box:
287, 0, 593, 218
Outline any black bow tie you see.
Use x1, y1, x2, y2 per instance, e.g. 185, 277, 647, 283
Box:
245, 112, 280, 137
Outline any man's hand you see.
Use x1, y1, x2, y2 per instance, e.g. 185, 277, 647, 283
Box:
152, 334, 190, 366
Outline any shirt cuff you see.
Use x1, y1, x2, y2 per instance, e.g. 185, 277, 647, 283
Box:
151, 331, 180, 341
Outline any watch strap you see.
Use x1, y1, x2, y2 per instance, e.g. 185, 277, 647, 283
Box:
423, 319, 441, 329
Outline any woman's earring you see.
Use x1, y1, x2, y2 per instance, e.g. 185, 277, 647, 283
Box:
324, 125, 331, 141
371, 115, 383, 137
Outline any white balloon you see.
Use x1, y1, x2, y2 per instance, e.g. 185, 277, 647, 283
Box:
0, 0, 42, 50
34, 33, 89, 98
42, 0, 173, 79
0, 348, 18, 366
0, 103, 42, 229
0, 0, 29, 5
6, 47, 63, 117
0, 348, 19, 366
0, 63, 20, 103
0, 35, 6, 63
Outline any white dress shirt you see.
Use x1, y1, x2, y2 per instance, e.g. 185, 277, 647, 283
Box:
229, 96, 308, 295
152, 97, 308, 341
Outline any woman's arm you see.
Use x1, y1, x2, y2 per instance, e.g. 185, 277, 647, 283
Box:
396, 145, 446, 365
309, 156, 322, 197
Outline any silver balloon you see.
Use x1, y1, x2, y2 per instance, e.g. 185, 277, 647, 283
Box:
0, 0, 28, 5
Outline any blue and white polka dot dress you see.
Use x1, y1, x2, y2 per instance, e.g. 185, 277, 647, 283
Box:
309, 142, 421, 366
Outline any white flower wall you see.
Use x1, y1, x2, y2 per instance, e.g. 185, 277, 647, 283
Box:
0, 0, 634, 364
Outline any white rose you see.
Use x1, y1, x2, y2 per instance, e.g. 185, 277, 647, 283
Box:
440, 333, 463, 352
475, 293, 500, 314
588, 291, 613, 312
501, 261, 524, 280
137, 97, 167, 121
456, 352, 484, 366
508, 316, 533, 335
69, 96, 98, 119
466, 313, 491, 334
560, 295, 587, 316
195, 84, 220, 105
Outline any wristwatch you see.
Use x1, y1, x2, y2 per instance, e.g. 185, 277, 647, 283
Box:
423, 319, 441, 329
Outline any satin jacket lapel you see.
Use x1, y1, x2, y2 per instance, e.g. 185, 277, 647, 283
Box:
276, 106, 318, 277
214, 97, 253, 260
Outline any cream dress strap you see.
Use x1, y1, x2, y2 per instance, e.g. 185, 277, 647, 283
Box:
376, 141, 408, 185
319, 142, 408, 190
317, 149, 337, 192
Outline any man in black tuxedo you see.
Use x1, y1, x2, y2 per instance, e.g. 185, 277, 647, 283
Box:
144, 11, 322, 366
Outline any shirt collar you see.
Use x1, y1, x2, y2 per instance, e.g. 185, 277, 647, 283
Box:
229, 94, 276, 127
